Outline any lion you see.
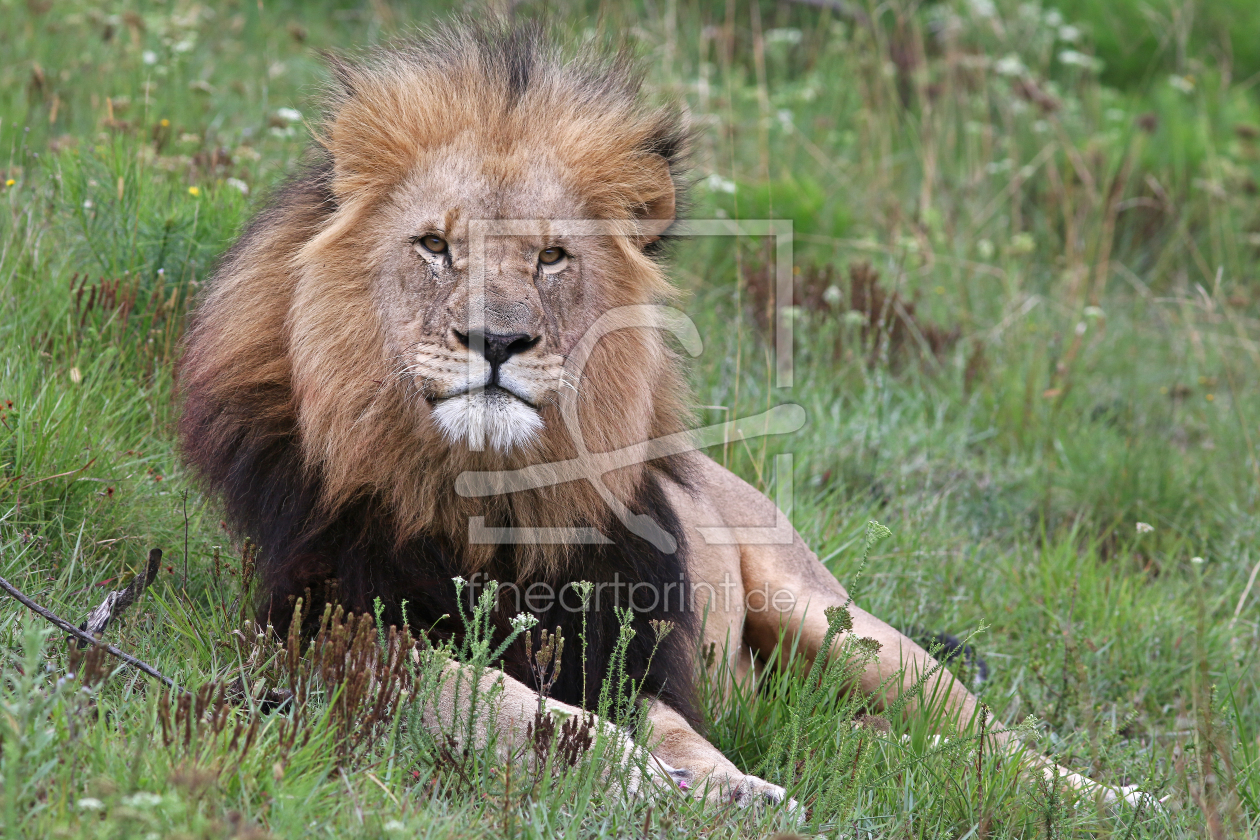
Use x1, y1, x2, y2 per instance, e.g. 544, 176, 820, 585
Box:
179, 21, 1146, 812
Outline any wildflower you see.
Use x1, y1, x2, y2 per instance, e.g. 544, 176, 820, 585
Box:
994, 54, 1027, 77
1057, 25, 1081, 43
276, 107, 303, 123
160, 118, 170, 128
765, 28, 803, 45
142, 50, 158, 66
77, 798, 105, 811
969, 0, 996, 18
1191, 556, 1206, 565
187, 186, 200, 197
1168, 75, 1195, 94
122, 792, 163, 808
1136, 522, 1154, 534
510, 613, 538, 632
1058, 50, 1102, 72
703, 173, 736, 194
822, 285, 843, 307
4, 179, 13, 188
383, 821, 406, 832
226, 177, 249, 195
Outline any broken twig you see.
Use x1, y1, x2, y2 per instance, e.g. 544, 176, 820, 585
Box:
78, 547, 162, 646
0, 566, 182, 693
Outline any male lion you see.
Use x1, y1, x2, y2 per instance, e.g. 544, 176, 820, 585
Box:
180, 22, 1141, 811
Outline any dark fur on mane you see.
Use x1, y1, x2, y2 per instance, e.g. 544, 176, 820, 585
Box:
181, 346, 699, 724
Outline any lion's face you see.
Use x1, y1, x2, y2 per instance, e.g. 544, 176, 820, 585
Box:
358, 131, 679, 458
373, 153, 601, 453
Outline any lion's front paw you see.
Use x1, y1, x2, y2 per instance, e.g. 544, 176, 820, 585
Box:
699, 772, 801, 818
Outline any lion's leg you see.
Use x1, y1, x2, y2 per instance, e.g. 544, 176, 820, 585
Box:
696, 456, 1145, 806
419, 659, 688, 796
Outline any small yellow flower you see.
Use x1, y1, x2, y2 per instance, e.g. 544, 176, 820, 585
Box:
187, 186, 200, 196
4, 179, 13, 187
160, 118, 170, 127
1206, 393, 1215, 402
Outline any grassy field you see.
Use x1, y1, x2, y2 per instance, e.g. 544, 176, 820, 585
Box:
3, 0, 1260, 837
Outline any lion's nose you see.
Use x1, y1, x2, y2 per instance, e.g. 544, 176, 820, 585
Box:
454, 330, 540, 368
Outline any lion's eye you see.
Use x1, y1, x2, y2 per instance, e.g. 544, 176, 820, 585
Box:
415, 234, 448, 254
539, 246, 566, 266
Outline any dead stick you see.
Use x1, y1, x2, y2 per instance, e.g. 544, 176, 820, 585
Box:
0, 573, 183, 693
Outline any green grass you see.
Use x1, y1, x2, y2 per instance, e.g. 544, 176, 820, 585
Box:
3, 0, 1260, 837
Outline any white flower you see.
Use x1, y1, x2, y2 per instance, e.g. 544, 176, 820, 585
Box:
226, 178, 249, 195
383, 820, 406, 832
1136, 522, 1154, 534
510, 613, 538, 632
1191, 556, 1206, 564
77, 798, 105, 811
994, 54, 1027, 77
822, 285, 843, 307
968, 0, 996, 18
764, 28, 803, 45
1058, 50, 1101, 71
122, 792, 163, 809
172, 38, 195, 54
1168, 75, 1195, 94
1044, 9, 1064, 28
142, 50, 158, 66
1058, 25, 1081, 43
703, 173, 737, 194
276, 107, 303, 124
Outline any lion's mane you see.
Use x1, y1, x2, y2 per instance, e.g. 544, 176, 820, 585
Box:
179, 22, 700, 721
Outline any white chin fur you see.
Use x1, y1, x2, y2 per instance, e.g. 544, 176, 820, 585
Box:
431, 391, 542, 452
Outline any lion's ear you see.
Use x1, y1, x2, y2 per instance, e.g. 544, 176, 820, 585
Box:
635, 154, 676, 246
